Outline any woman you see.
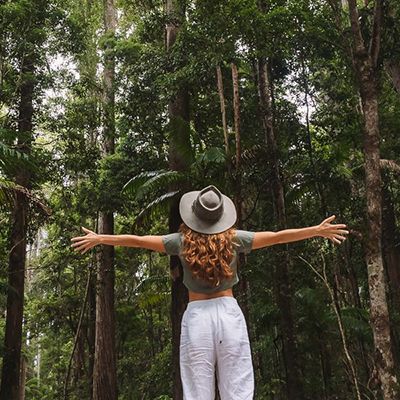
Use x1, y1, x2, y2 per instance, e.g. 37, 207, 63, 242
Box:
71, 185, 348, 399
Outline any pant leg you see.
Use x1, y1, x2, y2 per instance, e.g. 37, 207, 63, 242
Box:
215, 298, 254, 400
180, 303, 217, 400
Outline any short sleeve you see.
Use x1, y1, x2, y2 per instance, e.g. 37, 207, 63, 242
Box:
162, 232, 182, 255
233, 230, 255, 254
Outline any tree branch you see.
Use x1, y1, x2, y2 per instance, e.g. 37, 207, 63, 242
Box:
369, 0, 383, 68
347, 0, 367, 57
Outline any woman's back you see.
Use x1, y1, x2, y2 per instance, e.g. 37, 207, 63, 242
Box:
162, 226, 255, 294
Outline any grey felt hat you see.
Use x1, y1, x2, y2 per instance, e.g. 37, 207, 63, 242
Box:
179, 185, 237, 234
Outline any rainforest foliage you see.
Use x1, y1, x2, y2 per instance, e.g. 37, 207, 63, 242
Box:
0, 0, 400, 399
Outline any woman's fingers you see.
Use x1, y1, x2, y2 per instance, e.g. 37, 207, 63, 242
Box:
71, 240, 89, 248
82, 226, 96, 234
73, 243, 90, 252
322, 215, 336, 224
335, 229, 349, 234
81, 245, 93, 254
328, 224, 347, 229
71, 228, 99, 254
71, 236, 87, 242
327, 234, 345, 244
325, 229, 349, 235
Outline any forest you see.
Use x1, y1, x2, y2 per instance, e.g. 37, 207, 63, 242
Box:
0, 0, 400, 399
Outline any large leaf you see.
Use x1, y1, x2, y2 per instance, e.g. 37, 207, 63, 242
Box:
134, 190, 181, 226
135, 170, 187, 201
122, 170, 167, 196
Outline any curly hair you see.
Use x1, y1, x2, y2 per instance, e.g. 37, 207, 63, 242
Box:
179, 222, 236, 288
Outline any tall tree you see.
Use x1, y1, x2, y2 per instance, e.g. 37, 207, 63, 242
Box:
256, 56, 305, 400
0, 1, 46, 398
165, 1, 190, 398
344, 0, 398, 398
93, 0, 118, 398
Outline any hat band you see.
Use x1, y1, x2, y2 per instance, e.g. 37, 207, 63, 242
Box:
192, 200, 223, 222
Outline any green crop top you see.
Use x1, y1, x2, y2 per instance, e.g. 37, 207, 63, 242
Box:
162, 230, 255, 294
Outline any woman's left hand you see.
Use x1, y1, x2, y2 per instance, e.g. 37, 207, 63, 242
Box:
316, 215, 349, 245
71, 227, 100, 254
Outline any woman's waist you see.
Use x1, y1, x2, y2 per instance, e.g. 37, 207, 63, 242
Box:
188, 288, 234, 302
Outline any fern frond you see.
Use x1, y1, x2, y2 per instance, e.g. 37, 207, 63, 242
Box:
136, 171, 187, 201
134, 190, 181, 226
122, 170, 167, 196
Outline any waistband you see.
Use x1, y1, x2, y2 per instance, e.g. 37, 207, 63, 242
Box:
187, 296, 238, 309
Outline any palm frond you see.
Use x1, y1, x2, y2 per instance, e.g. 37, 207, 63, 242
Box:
134, 190, 181, 227
122, 170, 167, 196
135, 170, 187, 201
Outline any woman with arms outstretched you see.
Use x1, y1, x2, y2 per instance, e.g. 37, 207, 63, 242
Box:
71, 185, 348, 400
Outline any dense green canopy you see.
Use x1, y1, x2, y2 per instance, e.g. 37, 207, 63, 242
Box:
0, 0, 399, 399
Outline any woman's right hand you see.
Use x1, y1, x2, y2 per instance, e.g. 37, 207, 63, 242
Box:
71, 227, 101, 254
316, 215, 349, 245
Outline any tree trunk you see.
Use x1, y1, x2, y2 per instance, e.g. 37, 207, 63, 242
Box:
93, 1, 117, 399
0, 48, 34, 400
77, 1, 100, 397
88, 268, 97, 400
256, 56, 305, 400
165, 2, 190, 399
216, 65, 229, 154
346, 1, 399, 398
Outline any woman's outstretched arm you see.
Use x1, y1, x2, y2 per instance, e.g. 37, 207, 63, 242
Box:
252, 215, 348, 250
70, 227, 165, 254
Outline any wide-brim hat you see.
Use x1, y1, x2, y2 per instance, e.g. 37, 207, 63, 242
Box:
179, 185, 237, 234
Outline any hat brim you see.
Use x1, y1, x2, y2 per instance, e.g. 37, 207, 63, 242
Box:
179, 190, 237, 234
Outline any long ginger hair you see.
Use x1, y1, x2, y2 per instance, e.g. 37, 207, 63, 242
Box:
179, 222, 236, 288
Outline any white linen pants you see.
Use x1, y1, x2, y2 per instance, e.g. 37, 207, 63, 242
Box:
180, 296, 254, 399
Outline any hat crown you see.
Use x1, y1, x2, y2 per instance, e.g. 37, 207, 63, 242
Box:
200, 191, 220, 209
193, 186, 223, 221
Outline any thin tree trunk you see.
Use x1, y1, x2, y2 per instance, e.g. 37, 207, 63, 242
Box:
87, 267, 96, 400
230, 61, 255, 400
231, 62, 252, 319
0, 49, 34, 400
93, 1, 117, 399
257, 56, 305, 400
216, 65, 229, 154
346, 1, 399, 398
299, 52, 327, 216
165, 2, 190, 399
78, 1, 100, 396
